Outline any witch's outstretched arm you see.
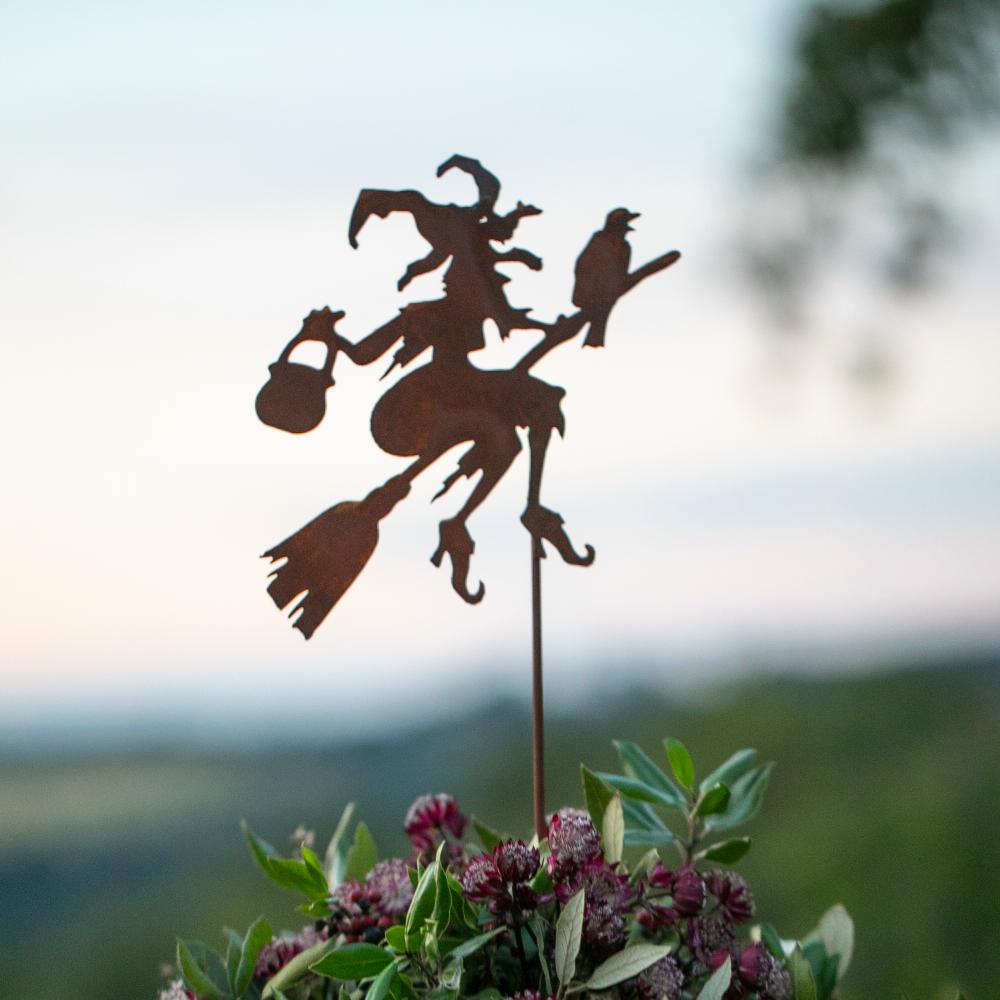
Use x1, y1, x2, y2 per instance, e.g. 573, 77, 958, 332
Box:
495, 247, 543, 270
334, 314, 408, 367
278, 307, 406, 371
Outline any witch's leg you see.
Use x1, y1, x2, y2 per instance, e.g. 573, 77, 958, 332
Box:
431, 430, 522, 603
520, 389, 595, 566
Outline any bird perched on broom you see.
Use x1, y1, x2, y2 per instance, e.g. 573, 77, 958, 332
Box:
572, 208, 640, 347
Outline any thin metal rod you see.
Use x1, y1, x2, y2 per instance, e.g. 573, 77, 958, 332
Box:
531, 541, 545, 840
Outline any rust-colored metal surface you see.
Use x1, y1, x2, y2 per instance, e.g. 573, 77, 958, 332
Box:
257, 155, 679, 640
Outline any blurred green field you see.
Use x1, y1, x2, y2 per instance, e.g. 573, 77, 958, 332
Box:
1, 659, 997, 999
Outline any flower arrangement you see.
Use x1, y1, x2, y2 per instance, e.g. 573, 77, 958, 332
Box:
158, 737, 859, 1000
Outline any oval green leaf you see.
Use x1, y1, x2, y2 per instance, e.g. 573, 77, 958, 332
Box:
235, 916, 273, 997
555, 889, 585, 985
694, 957, 731, 1000
585, 943, 673, 990
789, 946, 818, 1000
612, 740, 686, 807
312, 943, 395, 981
664, 738, 695, 790
262, 938, 337, 998
698, 837, 751, 864
695, 783, 731, 817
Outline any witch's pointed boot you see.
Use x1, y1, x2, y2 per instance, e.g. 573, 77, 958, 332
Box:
430, 518, 485, 604
520, 504, 596, 566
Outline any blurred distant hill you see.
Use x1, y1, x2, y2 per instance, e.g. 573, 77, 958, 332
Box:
1, 656, 997, 999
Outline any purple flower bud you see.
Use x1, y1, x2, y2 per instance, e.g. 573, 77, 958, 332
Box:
404, 794, 468, 853
547, 808, 601, 876
739, 943, 792, 1000
556, 859, 633, 952
462, 853, 506, 906
326, 881, 391, 942
254, 926, 326, 979
763, 961, 793, 1000
494, 840, 541, 884
707, 870, 755, 924
462, 841, 542, 914
738, 942, 766, 984
671, 865, 706, 916
635, 955, 684, 1000
364, 858, 414, 918
647, 862, 705, 917
686, 913, 736, 966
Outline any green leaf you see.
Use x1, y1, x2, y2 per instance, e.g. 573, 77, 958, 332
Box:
225, 928, 242, 995
804, 904, 854, 983
446, 927, 505, 960
584, 943, 673, 990
789, 946, 818, 1000
242, 822, 328, 899
695, 783, 731, 817
613, 739, 686, 807
694, 957, 731, 1000
177, 940, 230, 1000
296, 898, 332, 919
620, 797, 677, 846
629, 848, 662, 883
324, 802, 356, 885
440, 956, 463, 991
602, 793, 625, 864
759, 923, 786, 959
699, 748, 757, 796
581, 765, 614, 826
596, 772, 684, 810
262, 939, 337, 998
432, 857, 452, 935
529, 865, 553, 894
345, 822, 379, 882
664, 738, 695, 790
529, 916, 552, 996
312, 943, 395, 981
384, 926, 406, 953
805, 943, 839, 1000
300, 843, 323, 876
234, 917, 272, 997
365, 960, 397, 1000
404, 860, 439, 942
704, 763, 774, 832
698, 837, 751, 864
471, 817, 504, 851
555, 889, 585, 985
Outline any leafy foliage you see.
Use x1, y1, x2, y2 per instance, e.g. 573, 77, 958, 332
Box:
158, 738, 856, 1000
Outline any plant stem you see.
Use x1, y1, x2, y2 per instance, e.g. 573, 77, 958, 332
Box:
531, 542, 545, 839
511, 903, 530, 981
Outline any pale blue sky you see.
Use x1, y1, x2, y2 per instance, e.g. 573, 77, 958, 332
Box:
2, 1, 999, 734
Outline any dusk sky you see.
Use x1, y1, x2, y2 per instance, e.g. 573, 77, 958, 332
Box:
3, 0, 999, 736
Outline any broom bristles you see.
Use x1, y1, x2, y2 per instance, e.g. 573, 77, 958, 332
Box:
263, 500, 380, 639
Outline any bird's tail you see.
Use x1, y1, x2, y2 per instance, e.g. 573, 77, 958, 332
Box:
583, 313, 608, 348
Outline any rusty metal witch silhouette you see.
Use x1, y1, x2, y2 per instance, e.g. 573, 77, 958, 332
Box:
256, 156, 679, 833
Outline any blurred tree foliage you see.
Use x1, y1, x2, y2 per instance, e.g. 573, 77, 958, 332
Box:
744, 0, 999, 344
782, 0, 997, 167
